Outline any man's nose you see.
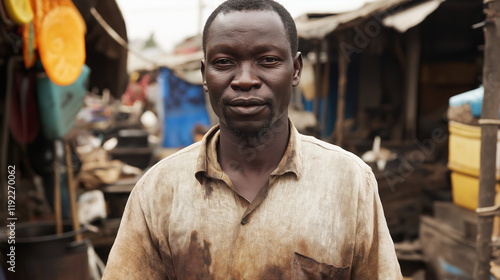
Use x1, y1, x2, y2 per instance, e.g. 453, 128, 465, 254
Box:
231, 62, 261, 91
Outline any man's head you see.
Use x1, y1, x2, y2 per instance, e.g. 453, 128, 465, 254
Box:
203, 0, 298, 57
201, 0, 302, 139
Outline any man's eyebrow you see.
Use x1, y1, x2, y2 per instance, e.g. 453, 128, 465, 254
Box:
207, 44, 236, 54
208, 43, 288, 55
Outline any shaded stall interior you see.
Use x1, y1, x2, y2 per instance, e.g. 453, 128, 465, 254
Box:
294, 0, 484, 277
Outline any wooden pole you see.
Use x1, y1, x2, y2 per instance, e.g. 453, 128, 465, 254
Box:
335, 35, 348, 147
65, 141, 82, 241
403, 27, 421, 143
313, 41, 322, 130
53, 141, 63, 235
321, 41, 330, 139
475, 1, 500, 279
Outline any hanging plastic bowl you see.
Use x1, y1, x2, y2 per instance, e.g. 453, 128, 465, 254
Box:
3, 0, 33, 25
38, 5, 86, 86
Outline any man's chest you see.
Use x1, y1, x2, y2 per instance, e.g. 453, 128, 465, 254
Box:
162, 180, 357, 279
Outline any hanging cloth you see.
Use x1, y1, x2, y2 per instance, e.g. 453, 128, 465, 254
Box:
9, 68, 39, 144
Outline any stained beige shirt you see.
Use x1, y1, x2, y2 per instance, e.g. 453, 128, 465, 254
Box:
103, 122, 402, 279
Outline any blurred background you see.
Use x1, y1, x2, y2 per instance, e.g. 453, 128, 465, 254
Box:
0, 0, 497, 279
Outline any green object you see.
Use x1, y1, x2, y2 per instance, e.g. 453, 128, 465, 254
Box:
36, 65, 90, 139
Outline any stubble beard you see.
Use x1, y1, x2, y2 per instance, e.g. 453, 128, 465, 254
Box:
221, 99, 276, 140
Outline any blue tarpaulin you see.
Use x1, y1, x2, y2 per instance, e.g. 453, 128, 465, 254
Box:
449, 86, 500, 119
158, 67, 210, 148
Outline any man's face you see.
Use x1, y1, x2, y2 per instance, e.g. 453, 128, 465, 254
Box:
202, 10, 302, 138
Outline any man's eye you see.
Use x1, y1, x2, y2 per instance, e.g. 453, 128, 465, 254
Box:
215, 59, 232, 65
260, 57, 280, 64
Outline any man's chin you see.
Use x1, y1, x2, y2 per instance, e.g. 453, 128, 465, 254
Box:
227, 125, 263, 139
226, 120, 271, 139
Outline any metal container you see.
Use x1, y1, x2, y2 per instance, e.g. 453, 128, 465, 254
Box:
0, 222, 89, 280
117, 129, 149, 147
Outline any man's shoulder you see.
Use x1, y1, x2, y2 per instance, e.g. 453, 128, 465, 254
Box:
132, 142, 202, 193
157, 141, 203, 165
142, 142, 202, 178
298, 133, 370, 171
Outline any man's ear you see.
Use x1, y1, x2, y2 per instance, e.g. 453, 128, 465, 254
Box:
292, 52, 303, 87
201, 59, 208, 93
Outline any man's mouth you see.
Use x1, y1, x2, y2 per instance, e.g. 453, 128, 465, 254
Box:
227, 98, 268, 115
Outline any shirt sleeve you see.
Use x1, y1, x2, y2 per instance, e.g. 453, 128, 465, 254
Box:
101, 181, 173, 279
351, 169, 403, 279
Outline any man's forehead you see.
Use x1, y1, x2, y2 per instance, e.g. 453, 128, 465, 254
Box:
209, 10, 285, 34
206, 10, 287, 46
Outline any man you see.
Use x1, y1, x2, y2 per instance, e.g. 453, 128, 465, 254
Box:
102, 0, 403, 279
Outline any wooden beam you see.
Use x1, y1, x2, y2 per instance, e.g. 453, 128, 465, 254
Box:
54, 141, 63, 235
335, 34, 348, 147
475, 1, 500, 278
313, 41, 322, 128
403, 26, 420, 142
65, 141, 82, 241
321, 41, 330, 139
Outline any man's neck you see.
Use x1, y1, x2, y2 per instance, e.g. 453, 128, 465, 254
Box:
217, 118, 290, 176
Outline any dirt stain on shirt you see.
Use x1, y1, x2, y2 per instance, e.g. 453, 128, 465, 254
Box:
175, 231, 214, 279
204, 179, 213, 198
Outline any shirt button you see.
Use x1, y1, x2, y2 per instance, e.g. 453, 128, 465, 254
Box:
241, 217, 248, 225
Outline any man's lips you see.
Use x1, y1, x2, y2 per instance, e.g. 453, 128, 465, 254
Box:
227, 98, 268, 115
228, 98, 266, 106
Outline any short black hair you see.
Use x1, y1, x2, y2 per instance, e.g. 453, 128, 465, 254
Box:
202, 0, 298, 57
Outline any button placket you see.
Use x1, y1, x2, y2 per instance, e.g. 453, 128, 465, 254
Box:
229, 180, 272, 277
239, 180, 271, 223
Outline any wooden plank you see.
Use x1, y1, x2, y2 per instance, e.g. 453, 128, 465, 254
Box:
420, 215, 476, 279
433, 201, 477, 241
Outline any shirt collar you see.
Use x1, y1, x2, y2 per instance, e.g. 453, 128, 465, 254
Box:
195, 120, 303, 183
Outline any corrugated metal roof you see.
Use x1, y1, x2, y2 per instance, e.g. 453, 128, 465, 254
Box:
295, 0, 444, 39
383, 0, 444, 33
